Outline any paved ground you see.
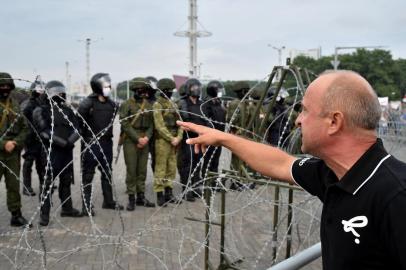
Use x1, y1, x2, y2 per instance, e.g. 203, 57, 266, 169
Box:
0, 124, 404, 270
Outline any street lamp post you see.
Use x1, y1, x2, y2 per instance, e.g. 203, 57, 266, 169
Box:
268, 44, 286, 81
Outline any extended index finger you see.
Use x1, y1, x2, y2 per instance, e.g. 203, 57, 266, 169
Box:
176, 121, 198, 132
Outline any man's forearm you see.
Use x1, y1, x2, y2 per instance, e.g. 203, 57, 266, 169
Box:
219, 132, 296, 183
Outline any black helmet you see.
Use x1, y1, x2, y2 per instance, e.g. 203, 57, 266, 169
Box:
184, 78, 202, 98
46, 80, 66, 104
267, 86, 289, 104
30, 77, 46, 93
0, 72, 15, 99
90, 73, 111, 96
45, 80, 66, 98
206, 80, 225, 98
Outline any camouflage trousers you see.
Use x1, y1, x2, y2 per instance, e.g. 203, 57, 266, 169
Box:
153, 138, 177, 192
0, 151, 22, 212
123, 142, 149, 194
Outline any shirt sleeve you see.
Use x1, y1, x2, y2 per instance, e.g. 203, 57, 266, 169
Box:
291, 157, 327, 201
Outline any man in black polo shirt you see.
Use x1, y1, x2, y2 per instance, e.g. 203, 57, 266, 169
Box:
177, 70, 406, 269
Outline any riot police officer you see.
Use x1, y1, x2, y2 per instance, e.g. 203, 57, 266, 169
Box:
145, 76, 158, 172
201, 81, 226, 185
265, 87, 291, 147
178, 78, 207, 201
119, 77, 155, 211
0, 72, 30, 227
78, 73, 123, 216
21, 79, 46, 196
33, 81, 82, 226
153, 78, 183, 206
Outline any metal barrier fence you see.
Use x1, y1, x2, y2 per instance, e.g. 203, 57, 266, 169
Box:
378, 121, 406, 139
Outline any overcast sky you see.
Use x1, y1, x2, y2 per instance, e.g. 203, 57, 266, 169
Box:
1, 0, 405, 89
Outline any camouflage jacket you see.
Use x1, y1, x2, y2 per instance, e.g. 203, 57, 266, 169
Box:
153, 96, 183, 142
119, 97, 153, 143
0, 97, 28, 154
226, 99, 256, 134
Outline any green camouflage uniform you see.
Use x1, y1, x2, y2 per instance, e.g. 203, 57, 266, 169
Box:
119, 97, 153, 195
153, 96, 183, 192
226, 99, 256, 172
0, 97, 28, 212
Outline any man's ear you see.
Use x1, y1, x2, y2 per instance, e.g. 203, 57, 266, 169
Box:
327, 111, 344, 135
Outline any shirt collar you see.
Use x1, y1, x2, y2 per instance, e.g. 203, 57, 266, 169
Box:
335, 138, 391, 195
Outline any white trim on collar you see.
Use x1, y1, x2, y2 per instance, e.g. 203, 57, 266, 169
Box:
352, 154, 391, 195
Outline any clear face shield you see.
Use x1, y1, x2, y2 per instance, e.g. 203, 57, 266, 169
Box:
98, 75, 112, 97
33, 82, 46, 95
190, 84, 201, 97
276, 89, 289, 102
217, 87, 226, 98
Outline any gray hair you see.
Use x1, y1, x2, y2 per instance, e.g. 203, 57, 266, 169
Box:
319, 70, 381, 130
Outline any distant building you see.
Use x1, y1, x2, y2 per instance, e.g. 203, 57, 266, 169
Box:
289, 47, 322, 61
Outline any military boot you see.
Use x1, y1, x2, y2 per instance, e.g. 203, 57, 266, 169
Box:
156, 192, 167, 207
39, 205, 50, 226
23, 187, 36, 196
136, 192, 155, 207
164, 187, 181, 204
184, 191, 196, 202
126, 194, 136, 211
82, 203, 95, 217
61, 207, 82, 217
10, 210, 31, 227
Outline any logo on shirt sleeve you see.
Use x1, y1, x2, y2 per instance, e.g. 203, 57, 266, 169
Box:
298, 157, 311, 166
341, 216, 368, 244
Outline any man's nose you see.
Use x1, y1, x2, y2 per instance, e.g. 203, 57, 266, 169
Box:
295, 114, 302, 128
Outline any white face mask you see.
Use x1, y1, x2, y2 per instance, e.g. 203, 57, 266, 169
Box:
102, 87, 111, 97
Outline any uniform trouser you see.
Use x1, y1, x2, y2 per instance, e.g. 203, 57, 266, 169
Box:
153, 138, 176, 192
40, 148, 75, 216
0, 151, 22, 213
22, 144, 44, 191
148, 133, 156, 172
202, 146, 222, 175
179, 139, 202, 191
81, 139, 114, 208
123, 141, 148, 195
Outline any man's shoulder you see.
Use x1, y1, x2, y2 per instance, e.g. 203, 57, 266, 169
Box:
375, 156, 406, 193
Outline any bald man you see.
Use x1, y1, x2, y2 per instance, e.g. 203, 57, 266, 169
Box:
177, 70, 406, 270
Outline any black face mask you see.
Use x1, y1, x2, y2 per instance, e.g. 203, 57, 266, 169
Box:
0, 91, 10, 99
236, 91, 245, 100
52, 93, 66, 105
161, 90, 173, 99
0, 86, 11, 99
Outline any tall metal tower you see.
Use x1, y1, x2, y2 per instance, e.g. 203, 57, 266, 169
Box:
174, 0, 212, 78
78, 37, 102, 94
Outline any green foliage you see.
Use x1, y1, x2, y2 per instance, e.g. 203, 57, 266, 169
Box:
292, 49, 406, 101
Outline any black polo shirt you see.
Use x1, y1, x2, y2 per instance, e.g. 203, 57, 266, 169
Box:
291, 139, 406, 270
